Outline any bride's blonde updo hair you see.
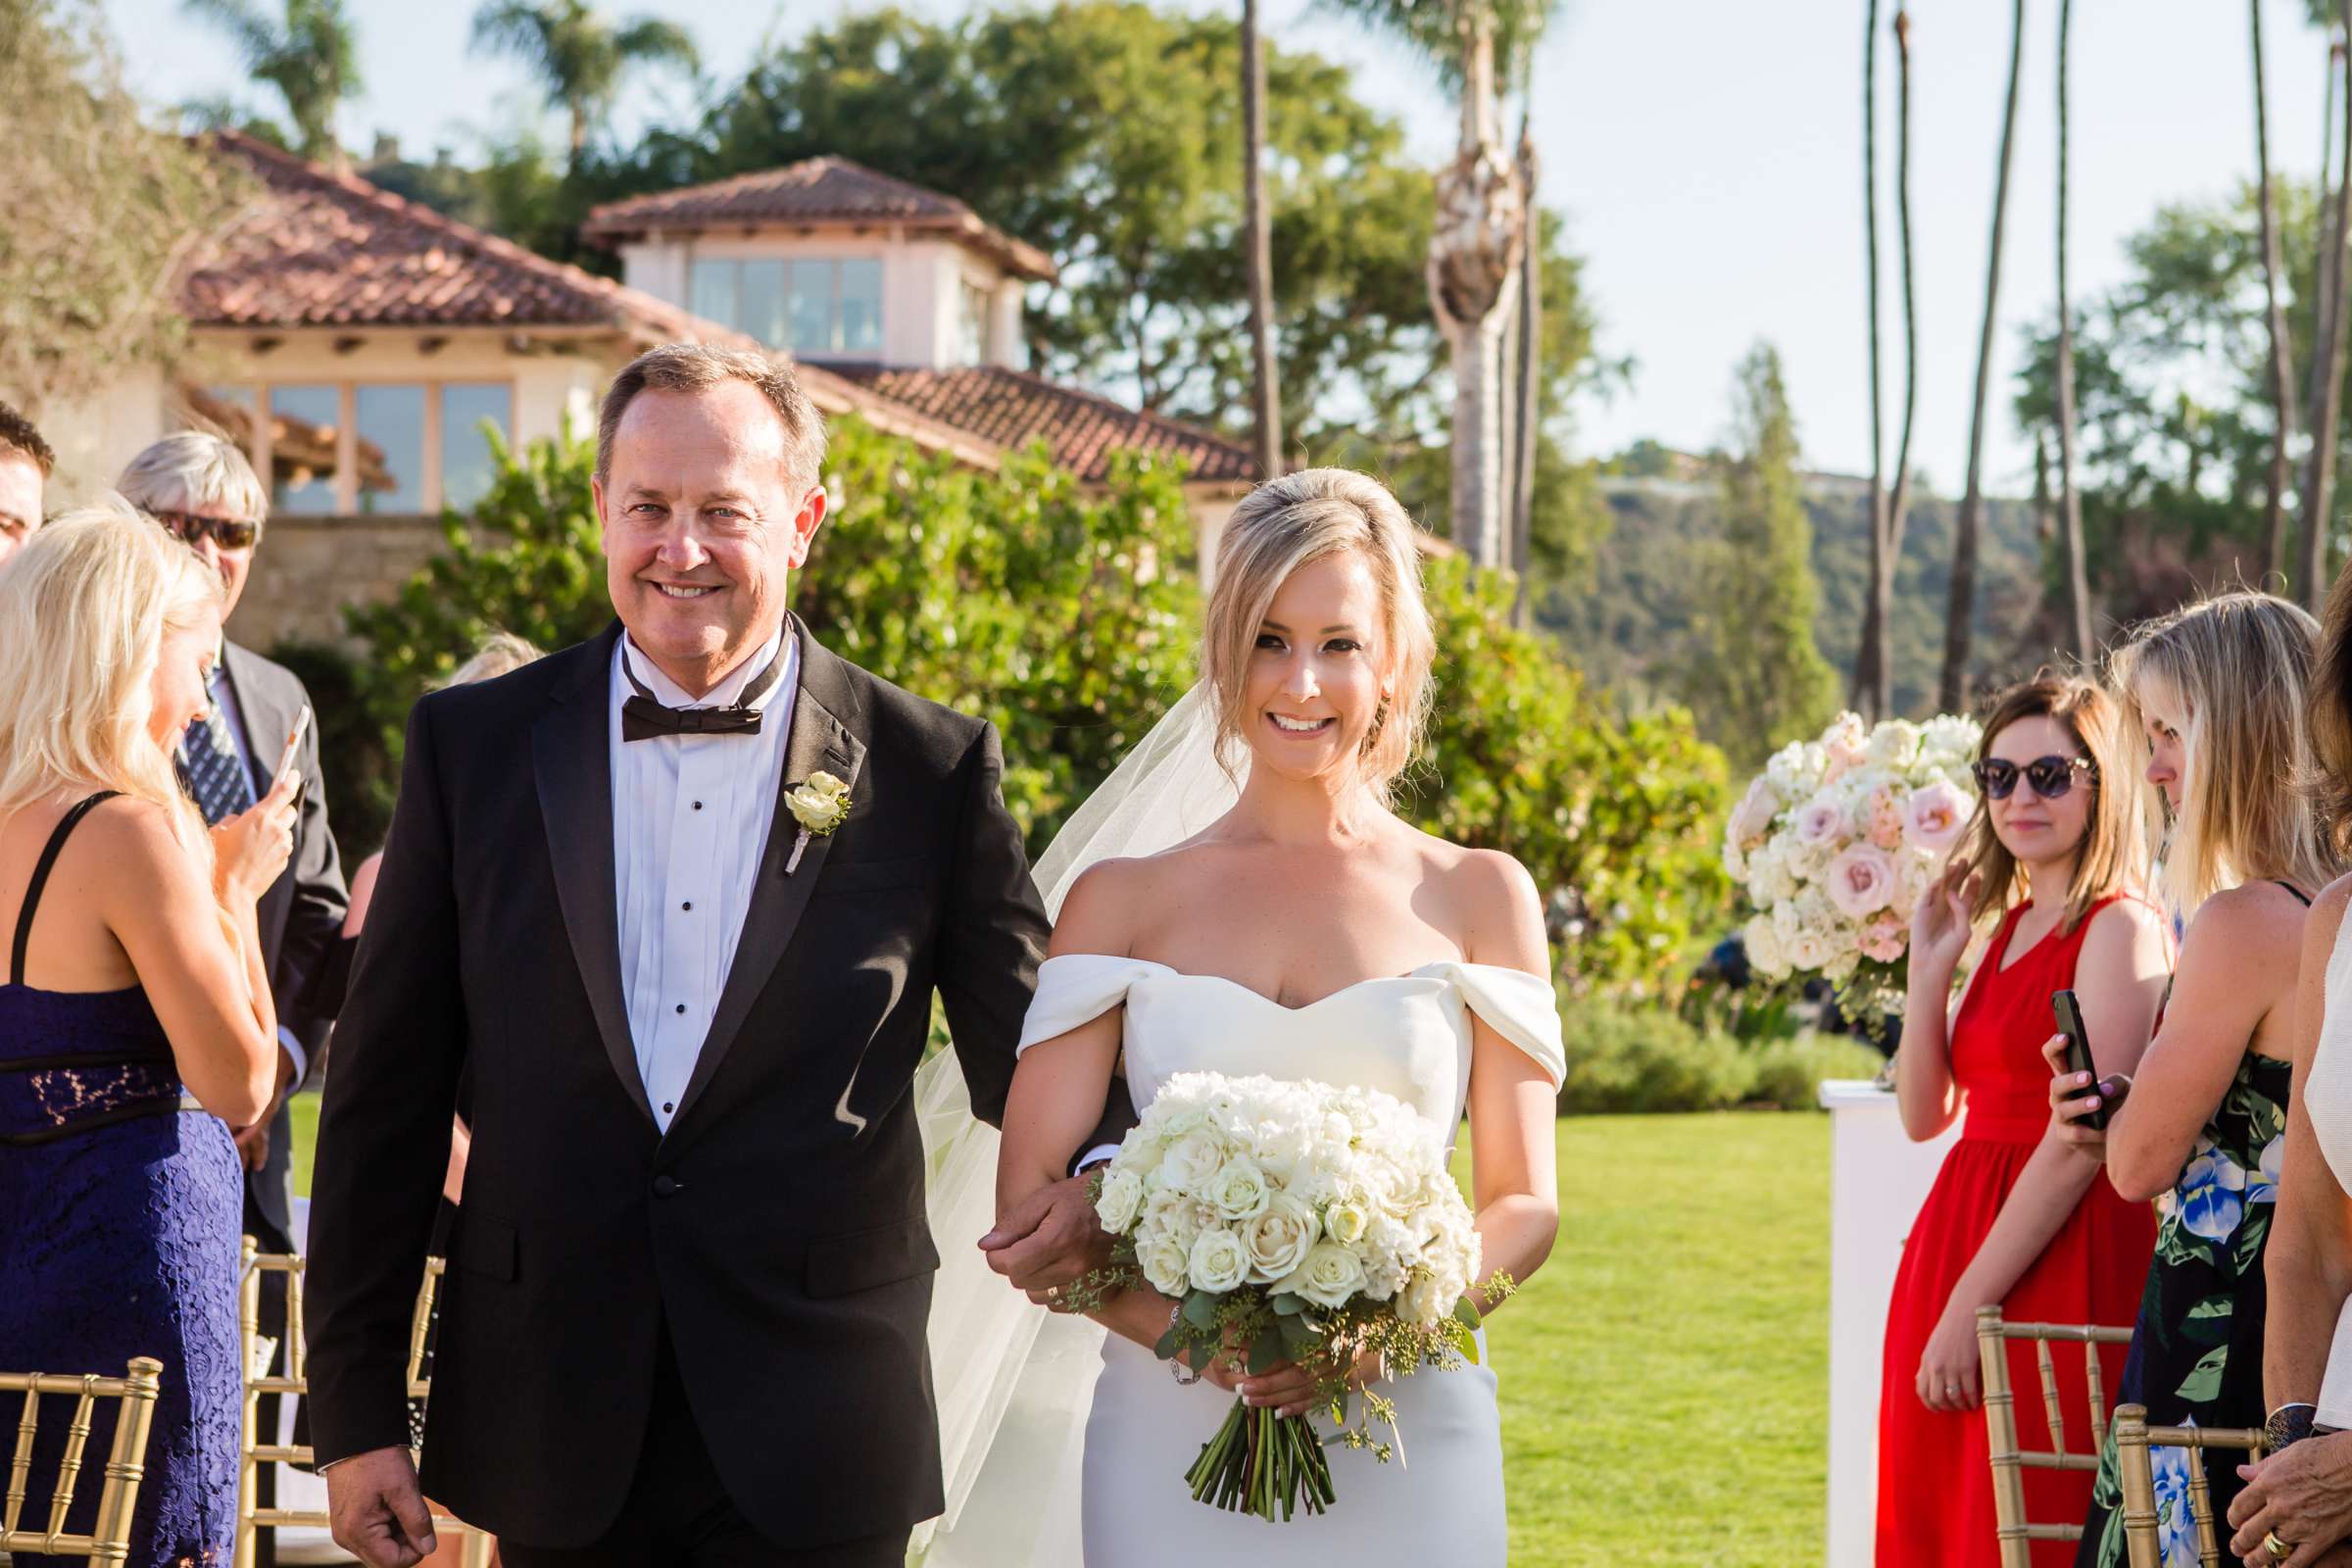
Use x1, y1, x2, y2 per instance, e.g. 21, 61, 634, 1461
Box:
0, 499, 220, 856
1200, 467, 1436, 801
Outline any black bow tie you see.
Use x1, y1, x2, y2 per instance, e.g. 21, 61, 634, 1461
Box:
619, 643, 785, 743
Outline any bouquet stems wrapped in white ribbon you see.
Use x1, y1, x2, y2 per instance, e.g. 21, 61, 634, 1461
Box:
1066, 1070, 1505, 1524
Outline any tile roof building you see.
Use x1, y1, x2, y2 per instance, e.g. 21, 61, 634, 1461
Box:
41, 135, 1254, 648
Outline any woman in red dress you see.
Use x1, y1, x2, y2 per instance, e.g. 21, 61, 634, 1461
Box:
1877, 676, 2172, 1567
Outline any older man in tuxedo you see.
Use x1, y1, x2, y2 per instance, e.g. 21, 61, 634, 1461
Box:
307, 344, 1124, 1567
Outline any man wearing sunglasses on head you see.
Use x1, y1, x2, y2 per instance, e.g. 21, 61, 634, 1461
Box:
121, 431, 351, 1564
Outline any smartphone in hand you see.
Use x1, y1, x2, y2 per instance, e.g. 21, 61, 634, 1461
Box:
2051, 988, 2110, 1130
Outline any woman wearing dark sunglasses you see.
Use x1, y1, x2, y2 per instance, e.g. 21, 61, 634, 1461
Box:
2040, 592, 2339, 1568
1879, 675, 2171, 1568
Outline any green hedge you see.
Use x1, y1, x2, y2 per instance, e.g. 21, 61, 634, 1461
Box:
1556, 999, 1884, 1115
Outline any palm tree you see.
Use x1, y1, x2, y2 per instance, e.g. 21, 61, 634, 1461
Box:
2054, 0, 2092, 664
1937, 0, 2027, 714
1241, 0, 1282, 483
2309, 7, 2352, 609
467, 0, 699, 167
1328, 0, 1555, 567
181, 0, 360, 167
2255, 0, 2299, 578
1857, 6, 1924, 718
1509, 103, 1542, 625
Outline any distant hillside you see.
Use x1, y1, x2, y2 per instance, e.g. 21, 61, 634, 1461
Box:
1543, 470, 2048, 722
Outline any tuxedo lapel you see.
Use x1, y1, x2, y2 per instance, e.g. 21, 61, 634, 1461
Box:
531, 623, 655, 1125
665, 619, 865, 1136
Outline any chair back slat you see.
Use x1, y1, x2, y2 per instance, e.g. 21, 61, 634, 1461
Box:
2034, 1338, 2066, 1455
1976, 1307, 2134, 1565
2085, 1349, 2109, 1453
0, 1358, 165, 1563
238, 1239, 480, 1568
45, 1382, 97, 1537
6, 1384, 36, 1535
2114, 1405, 2269, 1568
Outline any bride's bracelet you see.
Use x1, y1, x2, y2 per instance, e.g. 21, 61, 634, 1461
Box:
1167, 1301, 1203, 1386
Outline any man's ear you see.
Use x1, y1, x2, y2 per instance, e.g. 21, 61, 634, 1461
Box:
788, 485, 828, 568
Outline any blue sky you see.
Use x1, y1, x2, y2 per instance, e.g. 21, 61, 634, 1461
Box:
101, 0, 2335, 498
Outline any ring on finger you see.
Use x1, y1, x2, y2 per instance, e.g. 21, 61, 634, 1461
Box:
2267, 1531, 2296, 1564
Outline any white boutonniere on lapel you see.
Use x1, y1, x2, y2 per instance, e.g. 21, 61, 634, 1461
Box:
782, 769, 853, 874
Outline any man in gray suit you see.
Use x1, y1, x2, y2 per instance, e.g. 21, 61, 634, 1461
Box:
121, 431, 351, 1567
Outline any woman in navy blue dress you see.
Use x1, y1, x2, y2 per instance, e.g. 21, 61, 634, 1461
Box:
0, 505, 295, 1566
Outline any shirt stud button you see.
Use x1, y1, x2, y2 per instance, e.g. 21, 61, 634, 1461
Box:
692, 801, 704, 810
681, 901, 692, 911
662, 1102, 674, 1114
674, 1003, 686, 1014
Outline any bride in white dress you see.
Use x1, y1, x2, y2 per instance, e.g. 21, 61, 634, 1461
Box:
985, 469, 1565, 1565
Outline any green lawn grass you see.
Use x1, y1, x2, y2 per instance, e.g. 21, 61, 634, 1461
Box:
289, 1098, 1830, 1564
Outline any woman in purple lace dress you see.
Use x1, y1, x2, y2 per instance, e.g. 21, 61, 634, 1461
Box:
0, 505, 294, 1566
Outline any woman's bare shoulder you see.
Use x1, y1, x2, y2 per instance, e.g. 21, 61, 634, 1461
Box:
1401, 827, 1544, 965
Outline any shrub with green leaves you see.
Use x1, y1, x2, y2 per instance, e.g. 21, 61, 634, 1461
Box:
1404, 559, 1730, 998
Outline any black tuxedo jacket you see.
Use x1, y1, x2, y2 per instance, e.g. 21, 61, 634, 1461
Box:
305, 620, 1127, 1552
218, 640, 348, 1246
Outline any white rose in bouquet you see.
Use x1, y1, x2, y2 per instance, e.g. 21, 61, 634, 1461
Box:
1903, 778, 1973, 856
1072, 1071, 1500, 1523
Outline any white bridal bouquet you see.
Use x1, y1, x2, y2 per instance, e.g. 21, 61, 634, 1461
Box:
1722, 710, 1984, 1016
1075, 1070, 1499, 1523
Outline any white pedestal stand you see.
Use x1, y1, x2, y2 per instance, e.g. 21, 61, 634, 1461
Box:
1819, 1080, 1961, 1567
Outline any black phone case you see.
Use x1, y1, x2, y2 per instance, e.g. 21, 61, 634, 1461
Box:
2052, 989, 2108, 1131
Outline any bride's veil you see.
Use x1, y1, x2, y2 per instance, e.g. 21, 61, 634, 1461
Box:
908, 683, 1241, 1563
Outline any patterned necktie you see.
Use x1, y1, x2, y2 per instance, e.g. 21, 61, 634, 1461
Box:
181, 669, 257, 826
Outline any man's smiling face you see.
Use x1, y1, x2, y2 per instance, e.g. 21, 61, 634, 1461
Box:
593, 379, 825, 697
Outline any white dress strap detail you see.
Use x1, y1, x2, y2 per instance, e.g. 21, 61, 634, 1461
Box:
1016, 955, 1166, 1054
1424, 961, 1567, 1089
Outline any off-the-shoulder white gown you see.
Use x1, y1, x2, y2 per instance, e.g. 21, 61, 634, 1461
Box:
1007, 953, 1567, 1568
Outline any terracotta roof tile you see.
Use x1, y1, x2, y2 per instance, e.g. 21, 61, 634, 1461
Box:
184, 131, 726, 340
583, 157, 1056, 282
820, 364, 1255, 486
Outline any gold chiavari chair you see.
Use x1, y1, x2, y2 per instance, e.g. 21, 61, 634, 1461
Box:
2113, 1403, 2269, 1568
1976, 1306, 2136, 1568
0, 1357, 164, 1564
236, 1238, 492, 1568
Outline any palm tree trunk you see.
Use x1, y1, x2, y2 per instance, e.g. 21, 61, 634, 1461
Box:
1938, 0, 2027, 714
568, 96, 590, 166
2054, 0, 2092, 665
1431, 5, 1525, 567
2308, 32, 2341, 469
1873, 8, 1922, 719
2307, 14, 2352, 610
1857, 0, 1890, 718
1241, 0, 1283, 482
1510, 112, 1542, 625
2254, 0, 2298, 578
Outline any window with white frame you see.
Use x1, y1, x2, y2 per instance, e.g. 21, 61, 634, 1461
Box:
193, 379, 514, 516
689, 256, 883, 357
957, 278, 991, 365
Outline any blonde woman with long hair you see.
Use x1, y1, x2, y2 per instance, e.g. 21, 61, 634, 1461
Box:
2040, 591, 2341, 1565
991, 469, 1562, 1564
0, 504, 297, 1567
2222, 571, 2352, 1563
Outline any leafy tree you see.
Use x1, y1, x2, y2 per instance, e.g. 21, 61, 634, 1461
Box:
467, 0, 699, 167
0, 0, 245, 416
1677, 346, 1839, 765
337, 418, 1202, 857
335, 420, 1722, 995
180, 0, 361, 164
1406, 560, 1729, 997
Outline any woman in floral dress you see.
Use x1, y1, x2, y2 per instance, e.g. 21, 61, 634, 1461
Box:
2049, 593, 2343, 1567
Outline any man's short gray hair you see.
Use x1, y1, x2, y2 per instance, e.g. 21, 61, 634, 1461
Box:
597, 344, 827, 493
118, 431, 270, 530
